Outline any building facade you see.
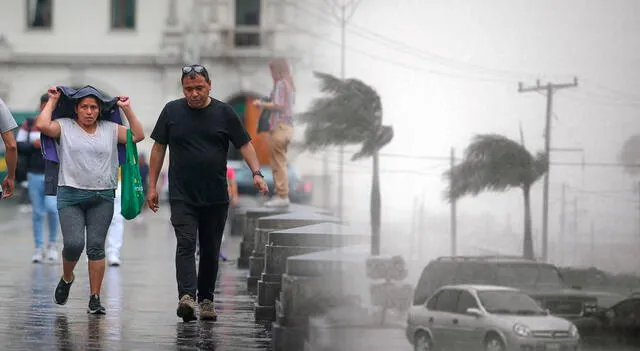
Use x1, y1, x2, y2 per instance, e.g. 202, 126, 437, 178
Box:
0, 0, 315, 163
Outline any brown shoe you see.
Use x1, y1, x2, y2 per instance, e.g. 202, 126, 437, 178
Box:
177, 295, 197, 322
199, 299, 217, 321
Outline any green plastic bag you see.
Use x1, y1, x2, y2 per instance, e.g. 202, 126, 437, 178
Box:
120, 129, 145, 220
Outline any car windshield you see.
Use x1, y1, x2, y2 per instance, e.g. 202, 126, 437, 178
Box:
495, 263, 564, 288
478, 290, 547, 315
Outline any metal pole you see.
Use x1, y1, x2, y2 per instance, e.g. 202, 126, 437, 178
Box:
541, 84, 553, 262
450, 147, 457, 256
337, 4, 346, 219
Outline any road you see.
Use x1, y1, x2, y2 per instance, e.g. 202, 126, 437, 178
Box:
0, 199, 272, 351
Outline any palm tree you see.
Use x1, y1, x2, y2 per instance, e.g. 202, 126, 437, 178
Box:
619, 134, 640, 176
443, 134, 548, 259
299, 72, 393, 255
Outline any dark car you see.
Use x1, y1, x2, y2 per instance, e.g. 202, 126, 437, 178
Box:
413, 256, 599, 321
576, 294, 640, 348
227, 160, 312, 204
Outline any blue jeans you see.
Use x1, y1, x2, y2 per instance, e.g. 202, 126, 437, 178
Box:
27, 173, 59, 249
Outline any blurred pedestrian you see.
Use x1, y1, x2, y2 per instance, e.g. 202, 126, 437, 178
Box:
17, 94, 60, 263
146, 64, 268, 322
0, 98, 18, 198
136, 152, 149, 222
253, 57, 295, 208
106, 168, 124, 266
218, 165, 239, 261
37, 86, 144, 314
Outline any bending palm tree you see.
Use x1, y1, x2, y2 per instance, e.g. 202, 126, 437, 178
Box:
444, 134, 548, 259
299, 72, 393, 255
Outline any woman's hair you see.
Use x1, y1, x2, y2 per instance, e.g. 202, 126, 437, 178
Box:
269, 57, 295, 92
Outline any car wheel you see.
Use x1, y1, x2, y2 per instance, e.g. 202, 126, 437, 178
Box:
414, 332, 433, 351
484, 335, 505, 351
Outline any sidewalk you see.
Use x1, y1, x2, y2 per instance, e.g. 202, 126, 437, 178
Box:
0, 202, 272, 350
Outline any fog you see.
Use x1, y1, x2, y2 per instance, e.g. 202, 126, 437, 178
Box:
289, 0, 640, 274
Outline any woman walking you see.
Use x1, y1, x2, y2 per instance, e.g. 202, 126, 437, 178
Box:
253, 58, 295, 208
36, 86, 144, 314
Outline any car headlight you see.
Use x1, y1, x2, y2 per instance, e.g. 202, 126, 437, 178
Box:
569, 324, 579, 338
513, 323, 532, 337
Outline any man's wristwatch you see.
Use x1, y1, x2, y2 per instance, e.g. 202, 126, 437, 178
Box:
252, 170, 264, 178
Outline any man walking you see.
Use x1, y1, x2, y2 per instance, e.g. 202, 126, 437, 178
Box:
0, 98, 18, 199
17, 94, 60, 263
146, 64, 268, 322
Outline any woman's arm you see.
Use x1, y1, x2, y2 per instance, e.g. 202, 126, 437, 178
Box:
254, 81, 286, 111
34, 88, 61, 138
116, 97, 145, 144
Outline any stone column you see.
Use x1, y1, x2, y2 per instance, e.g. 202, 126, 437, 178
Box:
252, 212, 341, 321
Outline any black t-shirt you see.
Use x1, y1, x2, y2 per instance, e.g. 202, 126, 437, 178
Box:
150, 98, 251, 206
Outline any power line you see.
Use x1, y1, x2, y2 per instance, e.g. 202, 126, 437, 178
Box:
293, 3, 640, 106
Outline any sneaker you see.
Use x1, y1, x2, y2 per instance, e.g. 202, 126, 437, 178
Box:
53, 275, 74, 305
87, 294, 106, 315
32, 249, 45, 263
46, 244, 59, 262
176, 295, 197, 322
199, 299, 217, 321
265, 197, 290, 208
107, 255, 121, 267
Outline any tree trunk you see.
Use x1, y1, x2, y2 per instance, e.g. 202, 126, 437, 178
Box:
371, 151, 381, 255
522, 185, 534, 259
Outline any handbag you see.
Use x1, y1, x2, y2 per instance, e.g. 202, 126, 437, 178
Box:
120, 129, 145, 220
257, 98, 271, 133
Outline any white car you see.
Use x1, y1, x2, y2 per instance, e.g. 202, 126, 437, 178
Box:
406, 284, 580, 351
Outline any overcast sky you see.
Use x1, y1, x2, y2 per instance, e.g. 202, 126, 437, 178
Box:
292, 0, 640, 265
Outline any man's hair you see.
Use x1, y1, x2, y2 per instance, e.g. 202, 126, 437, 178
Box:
181, 64, 211, 84
40, 93, 49, 104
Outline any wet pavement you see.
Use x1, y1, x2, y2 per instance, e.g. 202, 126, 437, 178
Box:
0, 200, 272, 351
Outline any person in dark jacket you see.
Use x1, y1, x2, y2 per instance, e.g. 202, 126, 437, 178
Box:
17, 94, 59, 263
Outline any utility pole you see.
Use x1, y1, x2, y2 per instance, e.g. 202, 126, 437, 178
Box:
572, 197, 578, 265
518, 78, 579, 262
590, 220, 595, 266
450, 147, 457, 256
323, 0, 364, 219
559, 182, 567, 265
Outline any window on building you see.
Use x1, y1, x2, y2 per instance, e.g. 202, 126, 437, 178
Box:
111, 0, 136, 29
234, 0, 261, 47
27, 0, 53, 29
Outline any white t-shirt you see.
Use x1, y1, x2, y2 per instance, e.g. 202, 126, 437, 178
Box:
56, 118, 120, 190
0, 98, 18, 134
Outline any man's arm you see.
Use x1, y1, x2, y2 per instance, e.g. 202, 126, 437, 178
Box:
148, 142, 166, 192
1, 131, 17, 179
239, 142, 261, 173
0, 98, 18, 182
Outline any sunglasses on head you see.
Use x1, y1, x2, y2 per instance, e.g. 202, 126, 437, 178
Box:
182, 65, 206, 75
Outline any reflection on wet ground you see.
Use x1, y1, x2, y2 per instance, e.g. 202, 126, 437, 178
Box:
0, 203, 271, 350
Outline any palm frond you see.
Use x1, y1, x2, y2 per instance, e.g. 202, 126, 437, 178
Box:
443, 134, 547, 201
301, 71, 389, 155
530, 151, 549, 184
618, 134, 640, 175
352, 125, 394, 160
